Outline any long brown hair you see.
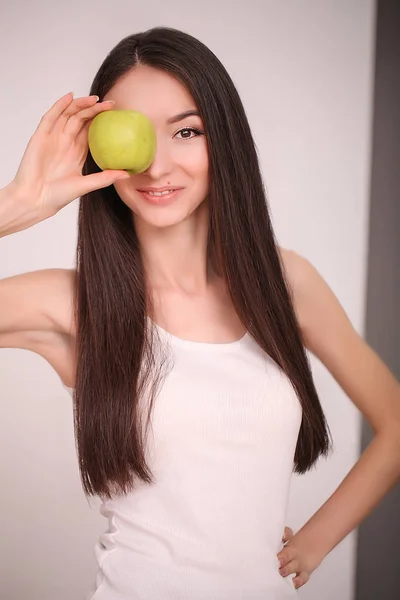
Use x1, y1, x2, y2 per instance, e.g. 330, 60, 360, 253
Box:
74, 26, 332, 499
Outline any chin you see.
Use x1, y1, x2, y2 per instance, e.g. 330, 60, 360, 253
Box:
132, 205, 199, 230
131, 194, 209, 230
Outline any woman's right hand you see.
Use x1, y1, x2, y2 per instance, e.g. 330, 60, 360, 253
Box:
12, 92, 130, 219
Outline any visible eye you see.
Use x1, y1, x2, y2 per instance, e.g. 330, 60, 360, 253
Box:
174, 127, 204, 140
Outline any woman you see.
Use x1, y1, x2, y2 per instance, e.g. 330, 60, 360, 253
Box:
0, 26, 399, 600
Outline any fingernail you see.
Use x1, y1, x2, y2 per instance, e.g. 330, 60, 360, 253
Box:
90, 95, 100, 101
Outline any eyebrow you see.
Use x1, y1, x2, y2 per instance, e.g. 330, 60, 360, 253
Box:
166, 110, 201, 124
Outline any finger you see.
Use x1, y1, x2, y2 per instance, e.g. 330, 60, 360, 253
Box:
68, 170, 130, 199
277, 544, 296, 568
37, 92, 74, 135
62, 95, 100, 119
293, 571, 310, 589
282, 527, 294, 542
54, 96, 106, 137
279, 558, 300, 578
64, 100, 116, 138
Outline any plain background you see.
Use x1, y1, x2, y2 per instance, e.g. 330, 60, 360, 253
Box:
0, 1, 376, 599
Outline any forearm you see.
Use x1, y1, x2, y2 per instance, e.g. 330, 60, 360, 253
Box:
0, 181, 42, 238
295, 429, 400, 560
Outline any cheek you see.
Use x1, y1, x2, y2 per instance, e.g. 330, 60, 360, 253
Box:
112, 180, 140, 213
113, 179, 129, 200
188, 155, 209, 190
176, 142, 208, 176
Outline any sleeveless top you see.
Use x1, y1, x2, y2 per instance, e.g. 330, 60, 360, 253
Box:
63, 319, 302, 599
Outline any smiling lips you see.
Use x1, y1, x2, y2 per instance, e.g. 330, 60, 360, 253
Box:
137, 188, 184, 204
137, 186, 184, 193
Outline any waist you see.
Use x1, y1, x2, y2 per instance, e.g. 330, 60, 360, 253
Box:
99, 471, 292, 555
90, 542, 297, 600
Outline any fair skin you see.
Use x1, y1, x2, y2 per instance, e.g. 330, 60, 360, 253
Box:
107, 65, 244, 340
0, 66, 400, 591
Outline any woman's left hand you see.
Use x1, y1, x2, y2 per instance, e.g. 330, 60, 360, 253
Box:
278, 527, 324, 590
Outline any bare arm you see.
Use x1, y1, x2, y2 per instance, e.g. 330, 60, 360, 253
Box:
0, 181, 46, 238
276, 251, 400, 590
1, 91, 129, 239
0, 268, 74, 339
0, 91, 130, 356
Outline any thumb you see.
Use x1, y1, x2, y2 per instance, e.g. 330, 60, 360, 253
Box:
282, 527, 294, 543
76, 170, 130, 197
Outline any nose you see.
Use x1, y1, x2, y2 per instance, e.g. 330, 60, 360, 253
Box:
142, 136, 173, 180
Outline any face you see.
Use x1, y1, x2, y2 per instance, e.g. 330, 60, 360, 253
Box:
105, 65, 209, 230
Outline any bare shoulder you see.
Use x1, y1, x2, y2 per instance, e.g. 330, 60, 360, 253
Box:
277, 246, 298, 281
277, 245, 328, 332
0, 267, 77, 336
277, 246, 305, 299
0, 267, 77, 387
277, 249, 400, 435
277, 245, 354, 353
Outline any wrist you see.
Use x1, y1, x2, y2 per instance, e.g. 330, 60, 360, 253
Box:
0, 180, 45, 237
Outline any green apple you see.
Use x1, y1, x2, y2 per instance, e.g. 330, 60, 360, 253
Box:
88, 110, 157, 175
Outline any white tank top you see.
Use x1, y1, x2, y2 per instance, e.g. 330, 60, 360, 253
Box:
64, 320, 302, 599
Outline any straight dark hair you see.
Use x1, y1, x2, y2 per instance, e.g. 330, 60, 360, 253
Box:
74, 26, 332, 499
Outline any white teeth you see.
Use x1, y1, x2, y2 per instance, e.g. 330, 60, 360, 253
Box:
146, 190, 175, 196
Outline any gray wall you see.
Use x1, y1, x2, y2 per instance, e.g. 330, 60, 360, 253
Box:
356, 1, 400, 599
